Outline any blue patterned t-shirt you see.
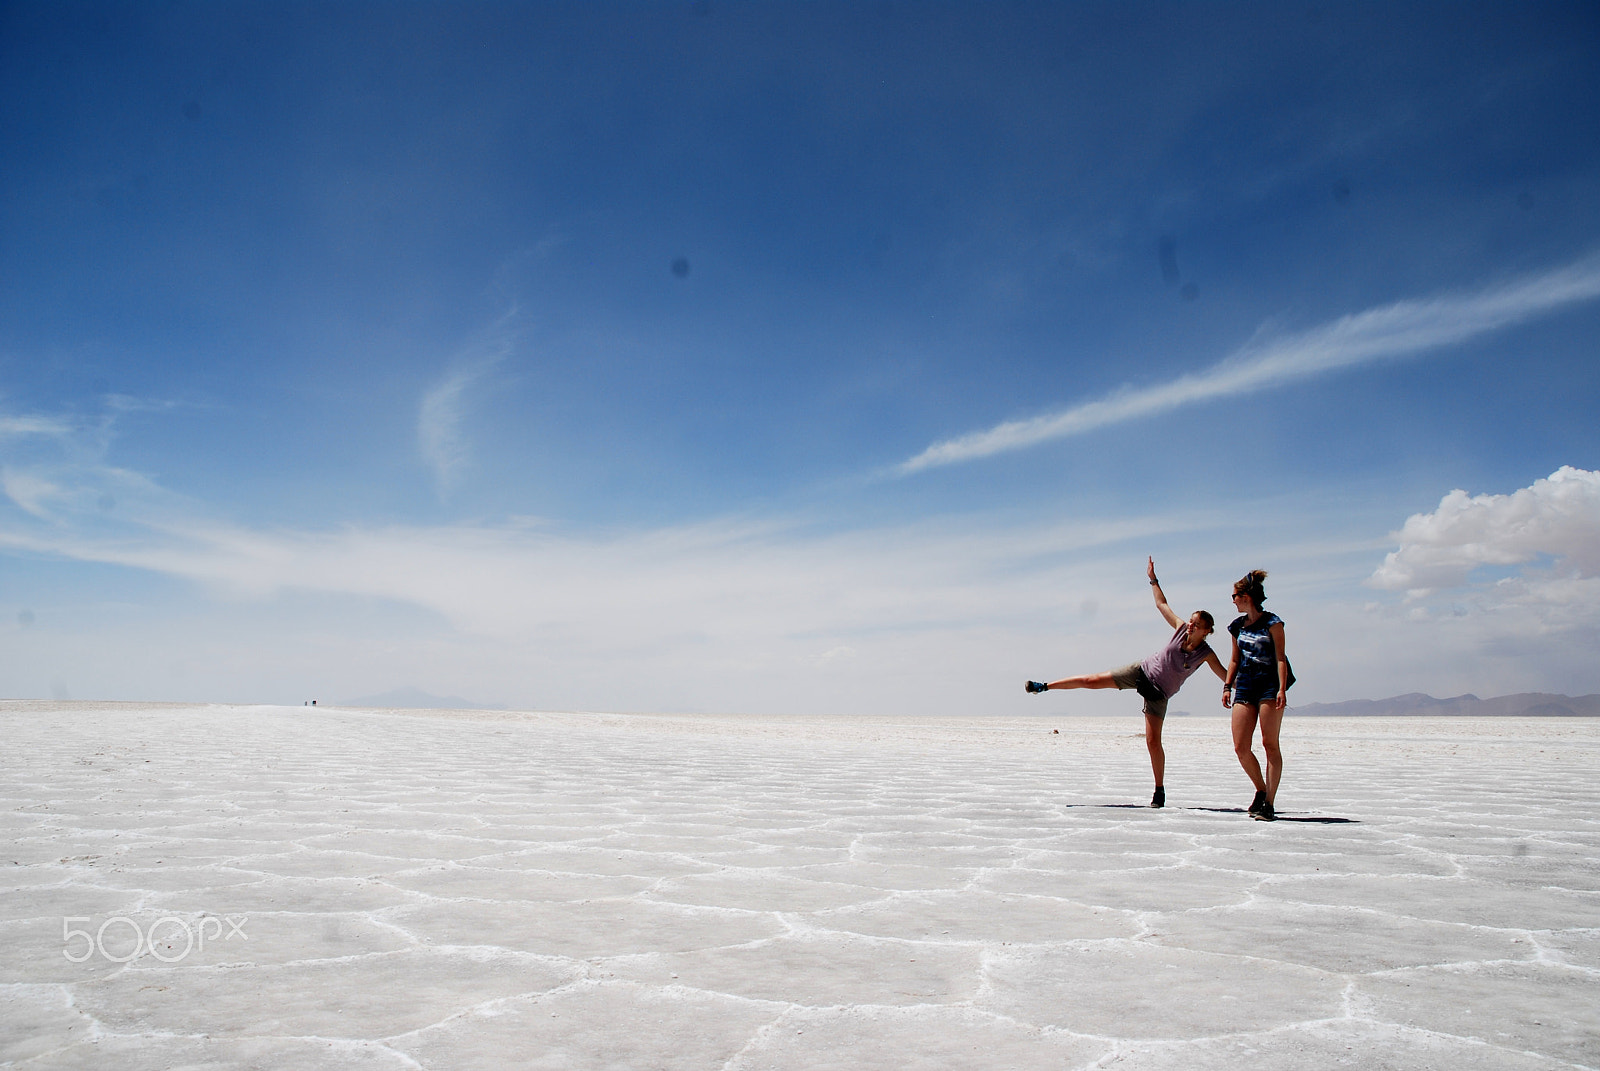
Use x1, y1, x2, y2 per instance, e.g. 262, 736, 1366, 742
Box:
1228, 612, 1283, 678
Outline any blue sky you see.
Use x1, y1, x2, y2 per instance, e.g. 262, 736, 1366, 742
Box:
2, 1, 1599, 713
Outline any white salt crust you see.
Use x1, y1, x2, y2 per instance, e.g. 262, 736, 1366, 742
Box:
1, 702, 1596, 1069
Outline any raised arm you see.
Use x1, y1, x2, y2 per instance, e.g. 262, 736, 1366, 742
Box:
1147, 557, 1181, 628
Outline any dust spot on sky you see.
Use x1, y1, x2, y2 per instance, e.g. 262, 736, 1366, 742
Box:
1157, 237, 1180, 285
18, 609, 35, 628
1180, 282, 1199, 301
1333, 178, 1351, 204
671, 257, 690, 278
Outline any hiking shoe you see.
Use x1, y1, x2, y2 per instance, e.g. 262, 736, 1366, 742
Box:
1252, 801, 1277, 821
1247, 789, 1267, 815
1025, 681, 1049, 694
1149, 787, 1165, 809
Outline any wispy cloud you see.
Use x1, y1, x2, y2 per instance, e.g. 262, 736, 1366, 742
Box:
0, 413, 74, 439
7, 390, 1599, 708
418, 319, 515, 496
0, 429, 1243, 710
418, 366, 487, 493
898, 254, 1600, 474
7, 415, 1597, 706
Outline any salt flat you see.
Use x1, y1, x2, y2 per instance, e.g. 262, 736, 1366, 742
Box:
2, 702, 1597, 1070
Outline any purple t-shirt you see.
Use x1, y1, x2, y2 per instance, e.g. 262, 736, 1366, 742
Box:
1140, 625, 1214, 698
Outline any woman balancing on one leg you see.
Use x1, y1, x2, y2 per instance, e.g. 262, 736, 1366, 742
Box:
1026, 558, 1226, 808
1224, 570, 1290, 821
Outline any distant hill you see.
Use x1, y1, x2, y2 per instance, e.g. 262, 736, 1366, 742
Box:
1293, 692, 1600, 717
340, 686, 504, 711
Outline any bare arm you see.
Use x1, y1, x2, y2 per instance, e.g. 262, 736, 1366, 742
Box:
1270, 621, 1288, 711
1204, 649, 1227, 682
1223, 635, 1239, 707
1147, 557, 1181, 628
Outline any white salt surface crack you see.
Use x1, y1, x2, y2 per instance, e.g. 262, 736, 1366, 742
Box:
1, 702, 1597, 1069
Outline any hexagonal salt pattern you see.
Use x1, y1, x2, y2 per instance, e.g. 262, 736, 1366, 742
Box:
2, 702, 1597, 1069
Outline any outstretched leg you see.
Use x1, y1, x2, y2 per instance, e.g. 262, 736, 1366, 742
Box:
1045, 671, 1118, 691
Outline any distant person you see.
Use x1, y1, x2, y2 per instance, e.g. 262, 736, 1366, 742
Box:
1027, 558, 1226, 808
1224, 569, 1290, 821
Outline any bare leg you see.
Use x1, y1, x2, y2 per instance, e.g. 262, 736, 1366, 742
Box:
1258, 702, 1284, 804
1047, 671, 1118, 690
1144, 713, 1165, 786
1231, 702, 1266, 792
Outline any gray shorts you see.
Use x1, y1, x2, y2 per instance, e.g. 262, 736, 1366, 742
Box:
1110, 662, 1169, 718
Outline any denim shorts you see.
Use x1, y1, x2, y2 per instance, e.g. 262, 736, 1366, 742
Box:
1231, 672, 1279, 706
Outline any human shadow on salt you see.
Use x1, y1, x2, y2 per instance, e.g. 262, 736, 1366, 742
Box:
1061, 804, 1356, 823
1188, 807, 1357, 824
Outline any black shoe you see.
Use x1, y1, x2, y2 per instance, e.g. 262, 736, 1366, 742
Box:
1025, 681, 1048, 694
1149, 787, 1165, 809
1252, 801, 1276, 821
1247, 790, 1267, 815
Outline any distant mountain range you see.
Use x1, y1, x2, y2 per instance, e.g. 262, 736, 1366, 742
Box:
1292, 692, 1600, 717
340, 686, 504, 711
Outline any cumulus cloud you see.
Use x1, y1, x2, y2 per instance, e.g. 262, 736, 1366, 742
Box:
899, 253, 1600, 474
1369, 466, 1600, 596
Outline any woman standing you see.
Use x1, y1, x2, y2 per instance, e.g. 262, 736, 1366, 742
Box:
1224, 569, 1289, 821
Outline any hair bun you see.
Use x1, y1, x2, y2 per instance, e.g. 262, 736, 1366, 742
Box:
1233, 569, 1269, 605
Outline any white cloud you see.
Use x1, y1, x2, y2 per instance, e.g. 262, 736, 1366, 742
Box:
899, 253, 1600, 474
0, 469, 64, 518
418, 322, 514, 495
0, 414, 73, 439
7, 396, 1599, 709
0, 448, 1238, 711
418, 365, 489, 495
7, 461, 1599, 707
1370, 466, 1600, 597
